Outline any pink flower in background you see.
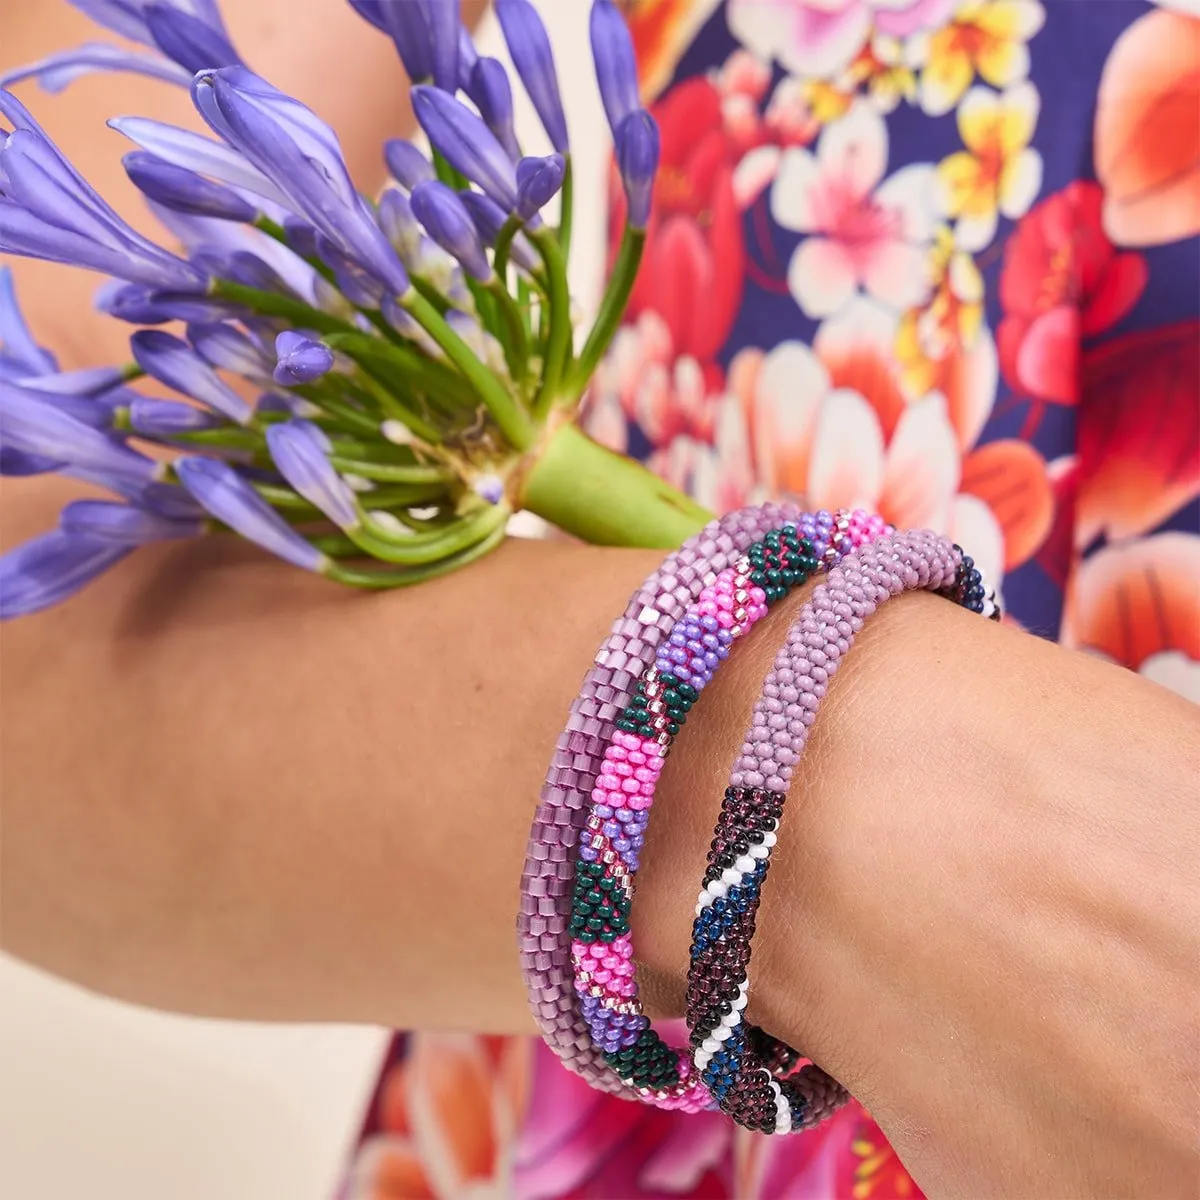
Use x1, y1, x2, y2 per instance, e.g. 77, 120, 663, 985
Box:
772, 103, 936, 316
730, 0, 957, 79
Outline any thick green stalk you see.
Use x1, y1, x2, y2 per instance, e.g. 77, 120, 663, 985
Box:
400, 290, 534, 450
519, 420, 712, 547
564, 224, 646, 406
530, 227, 572, 419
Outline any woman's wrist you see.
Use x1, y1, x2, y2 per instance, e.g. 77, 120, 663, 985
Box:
639, 587, 1199, 1194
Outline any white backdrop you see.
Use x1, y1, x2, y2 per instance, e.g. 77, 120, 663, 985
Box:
0, 5, 607, 1198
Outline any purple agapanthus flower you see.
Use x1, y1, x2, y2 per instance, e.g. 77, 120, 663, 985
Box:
0, 0, 661, 616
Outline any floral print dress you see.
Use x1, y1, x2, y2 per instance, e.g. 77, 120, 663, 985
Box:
343, 3, 1199, 1196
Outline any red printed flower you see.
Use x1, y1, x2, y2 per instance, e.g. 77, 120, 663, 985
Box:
616, 77, 746, 362
997, 180, 1147, 408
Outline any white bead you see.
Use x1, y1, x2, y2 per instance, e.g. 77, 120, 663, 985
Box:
708, 880, 728, 899
694, 1048, 712, 1071
749, 843, 770, 859
762, 830, 777, 848
734, 853, 757, 875
701, 1036, 721, 1054
719, 1006, 742, 1030
721, 867, 741, 886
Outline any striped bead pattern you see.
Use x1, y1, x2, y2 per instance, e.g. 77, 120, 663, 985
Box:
516, 501, 892, 1099
521, 505, 890, 1108
686, 530, 1001, 1134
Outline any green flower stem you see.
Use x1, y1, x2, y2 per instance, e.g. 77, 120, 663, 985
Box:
400, 290, 534, 450
516, 276, 535, 340
356, 483, 454, 508
210, 279, 359, 337
411, 276, 452, 315
169, 428, 263, 452
351, 502, 508, 564
310, 532, 360, 556
486, 277, 529, 382
432, 148, 470, 191
253, 482, 319, 510
329, 455, 455, 486
493, 214, 522, 282
323, 519, 508, 588
530, 226, 572, 419
326, 331, 477, 412
564, 224, 646, 407
519, 419, 712, 547
292, 388, 383, 437
558, 155, 574, 266
350, 369, 442, 443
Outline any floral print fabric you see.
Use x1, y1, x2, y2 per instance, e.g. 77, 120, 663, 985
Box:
344, 3, 1199, 1196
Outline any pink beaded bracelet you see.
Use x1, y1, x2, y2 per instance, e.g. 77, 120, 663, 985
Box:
518, 505, 889, 1107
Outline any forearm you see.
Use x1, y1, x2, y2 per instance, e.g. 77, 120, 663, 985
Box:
4, 477, 1197, 1195
0, 476, 662, 1029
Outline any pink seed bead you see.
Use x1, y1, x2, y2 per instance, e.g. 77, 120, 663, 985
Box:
698, 599, 718, 617
716, 609, 734, 628
612, 761, 633, 777
608, 745, 627, 762
621, 777, 640, 794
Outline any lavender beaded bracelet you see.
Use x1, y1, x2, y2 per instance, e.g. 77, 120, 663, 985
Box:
518, 505, 888, 1106
685, 530, 1001, 1135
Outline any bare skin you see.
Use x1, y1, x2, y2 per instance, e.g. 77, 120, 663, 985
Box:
2, 7, 1199, 1197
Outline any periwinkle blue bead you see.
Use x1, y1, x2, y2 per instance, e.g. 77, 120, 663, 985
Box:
580, 845, 599, 861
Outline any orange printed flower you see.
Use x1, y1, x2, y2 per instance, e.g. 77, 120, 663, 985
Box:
936, 81, 1042, 251
1061, 533, 1200, 700
345, 1034, 529, 1200
621, 0, 725, 100
1094, 9, 1200, 248
917, 0, 1046, 115
1077, 321, 1200, 544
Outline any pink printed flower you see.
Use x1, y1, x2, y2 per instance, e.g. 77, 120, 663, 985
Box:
666, 298, 1056, 586
584, 309, 724, 456
772, 102, 937, 316
730, 0, 957, 79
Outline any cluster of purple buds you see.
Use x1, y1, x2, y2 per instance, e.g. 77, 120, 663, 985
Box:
0, 0, 660, 617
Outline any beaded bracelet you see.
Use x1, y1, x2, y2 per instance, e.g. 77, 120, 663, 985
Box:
685, 531, 1000, 1135
518, 504, 890, 1107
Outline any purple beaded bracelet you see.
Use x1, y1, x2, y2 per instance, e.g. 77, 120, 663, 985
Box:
517, 505, 889, 1105
517, 503, 806, 1101
685, 530, 1000, 1135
